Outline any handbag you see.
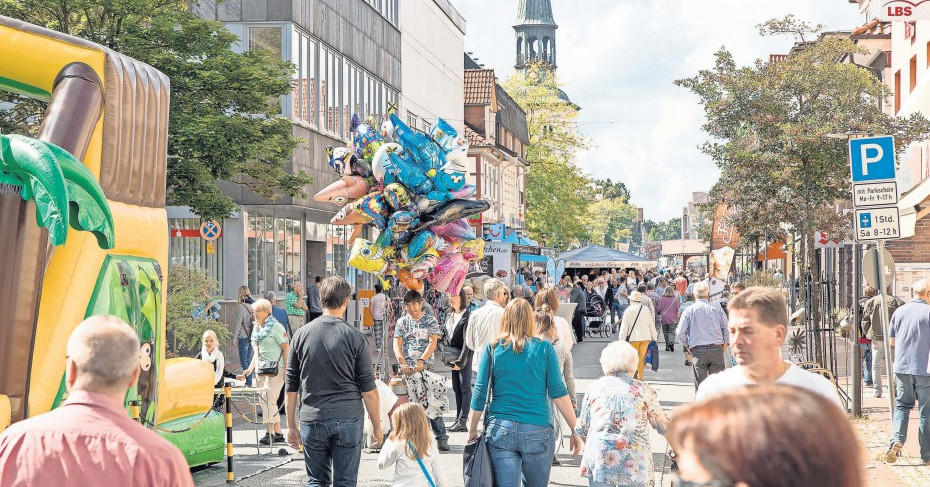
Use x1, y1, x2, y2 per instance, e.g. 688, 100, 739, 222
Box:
409, 440, 438, 487
645, 340, 660, 371
441, 345, 465, 367
463, 344, 495, 487
257, 335, 283, 377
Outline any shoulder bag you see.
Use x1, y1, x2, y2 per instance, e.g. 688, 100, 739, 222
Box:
409, 440, 438, 487
256, 327, 284, 377
625, 305, 645, 342
463, 344, 495, 487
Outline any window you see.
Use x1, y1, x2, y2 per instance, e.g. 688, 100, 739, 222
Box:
248, 213, 303, 294
363, 0, 399, 26
249, 26, 283, 57
895, 70, 901, 113
911, 55, 918, 93
168, 219, 224, 293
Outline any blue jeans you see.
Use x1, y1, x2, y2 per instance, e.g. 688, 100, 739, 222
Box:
610, 302, 627, 324
486, 418, 555, 487
237, 337, 253, 387
892, 373, 930, 461
301, 418, 364, 487
589, 481, 646, 487
860, 343, 873, 384
430, 415, 448, 441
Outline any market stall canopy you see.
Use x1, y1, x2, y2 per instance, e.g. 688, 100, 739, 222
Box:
558, 244, 653, 268
661, 239, 708, 257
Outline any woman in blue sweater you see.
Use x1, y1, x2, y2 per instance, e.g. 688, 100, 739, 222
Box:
466, 299, 582, 487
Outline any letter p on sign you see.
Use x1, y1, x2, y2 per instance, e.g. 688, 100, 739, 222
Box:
849, 136, 896, 183
860, 143, 883, 176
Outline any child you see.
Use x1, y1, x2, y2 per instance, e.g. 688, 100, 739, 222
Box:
377, 403, 445, 487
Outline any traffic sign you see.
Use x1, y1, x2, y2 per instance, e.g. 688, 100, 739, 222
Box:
863, 247, 895, 291
853, 181, 898, 207
855, 206, 901, 241
850, 136, 896, 183
200, 220, 222, 241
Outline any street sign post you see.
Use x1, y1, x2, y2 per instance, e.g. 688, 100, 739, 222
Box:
847, 135, 900, 422
862, 247, 895, 290
854, 206, 901, 241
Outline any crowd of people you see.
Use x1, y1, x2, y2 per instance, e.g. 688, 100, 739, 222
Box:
6, 266, 923, 487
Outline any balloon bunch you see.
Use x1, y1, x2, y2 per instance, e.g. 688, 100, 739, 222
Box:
313, 112, 489, 294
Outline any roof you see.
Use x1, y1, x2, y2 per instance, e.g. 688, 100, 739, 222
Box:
464, 126, 490, 147
558, 244, 653, 268
661, 239, 708, 257
464, 69, 495, 105
516, 0, 556, 26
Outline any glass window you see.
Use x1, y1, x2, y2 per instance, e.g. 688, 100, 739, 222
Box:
343, 58, 352, 139
168, 218, 224, 294
292, 32, 302, 120
249, 26, 283, 58
326, 225, 349, 280
247, 214, 275, 294
307, 38, 317, 126
276, 217, 302, 292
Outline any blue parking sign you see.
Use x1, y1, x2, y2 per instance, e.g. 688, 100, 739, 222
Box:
859, 213, 872, 228
850, 136, 895, 182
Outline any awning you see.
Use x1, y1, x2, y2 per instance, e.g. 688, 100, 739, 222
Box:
519, 254, 548, 262
558, 244, 653, 268
898, 176, 930, 238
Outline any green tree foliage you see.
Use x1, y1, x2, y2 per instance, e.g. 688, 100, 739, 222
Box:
594, 178, 630, 202
166, 264, 227, 355
0, 0, 311, 220
503, 62, 592, 247
676, 16, 930, 240
584, 197, 636, 249
649, 217, 682, 241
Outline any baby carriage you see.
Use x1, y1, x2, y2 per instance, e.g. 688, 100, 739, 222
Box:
585, 293, 608, 338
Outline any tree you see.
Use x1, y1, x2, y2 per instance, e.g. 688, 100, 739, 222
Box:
594, 178, 630, 202
0, 0, 311, 220
649, 217, 682, 241
503, 61, 592, 246
677, 15, 930, 361
166, 264, 226, 355
584, 197, 637, 248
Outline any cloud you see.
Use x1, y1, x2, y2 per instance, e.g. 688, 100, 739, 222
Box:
448, 0, 862, 220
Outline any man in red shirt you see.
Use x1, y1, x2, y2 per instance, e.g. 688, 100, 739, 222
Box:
674, 273, 688, 300
0, 315, 193, 487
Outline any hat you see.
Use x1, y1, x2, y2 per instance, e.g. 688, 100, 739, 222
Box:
629, 291, 645, 302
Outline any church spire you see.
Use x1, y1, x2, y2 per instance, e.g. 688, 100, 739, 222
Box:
514, 0, 558, 72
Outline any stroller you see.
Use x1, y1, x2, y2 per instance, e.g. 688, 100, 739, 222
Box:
584, 292, 609, 338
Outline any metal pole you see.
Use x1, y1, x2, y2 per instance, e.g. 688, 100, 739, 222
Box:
851, 243, 861, 417
875, 240, 895, 425
225, 384, 234, 484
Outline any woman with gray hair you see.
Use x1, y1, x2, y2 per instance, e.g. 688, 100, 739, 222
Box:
576, 341, 668, 487
236, 298, 290, 445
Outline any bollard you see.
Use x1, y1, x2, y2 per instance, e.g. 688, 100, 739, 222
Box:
130, 399, 141, 423
225, 385, 234, 484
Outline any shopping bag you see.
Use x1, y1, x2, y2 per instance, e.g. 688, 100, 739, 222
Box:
364, 379, 398, 436
645, 340, 660, 371
463, 433, 494, 487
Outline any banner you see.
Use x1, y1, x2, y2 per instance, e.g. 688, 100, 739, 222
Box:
876, 1, 930, 21
708, 204, 739, 300
465, 242, 514, 294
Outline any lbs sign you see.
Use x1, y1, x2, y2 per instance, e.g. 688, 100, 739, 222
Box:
877, 1, 930, 21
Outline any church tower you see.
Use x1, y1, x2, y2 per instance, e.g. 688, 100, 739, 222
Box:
514, 0, 557, 73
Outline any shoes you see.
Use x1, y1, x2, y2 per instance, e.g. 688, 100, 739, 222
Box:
259, 433, 284, 446
448, 419, 468, 432
437, 438, 451, 452
685, 360, 692, 366
886, 441, 903, 463
552, 456, 561, 466
865, 381, 874, 387
875, 391, 883, 399
665, 344, 672, 352
669, 345, 675, 352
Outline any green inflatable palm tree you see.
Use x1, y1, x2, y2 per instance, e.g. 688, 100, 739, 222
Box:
0, 133, 114, 248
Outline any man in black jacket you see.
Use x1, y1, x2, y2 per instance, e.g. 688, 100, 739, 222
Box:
570, 279, 587, 343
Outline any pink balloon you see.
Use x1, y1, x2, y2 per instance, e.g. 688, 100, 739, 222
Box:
428, 253, 469, 295
430, 218, 475, 242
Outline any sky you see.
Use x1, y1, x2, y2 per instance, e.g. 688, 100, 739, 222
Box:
447, 0, 864, 221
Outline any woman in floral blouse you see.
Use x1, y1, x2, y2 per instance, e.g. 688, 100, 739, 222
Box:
576, 340, 669, 487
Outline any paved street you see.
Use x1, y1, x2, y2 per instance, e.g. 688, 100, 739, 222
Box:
193, 326, 697, 487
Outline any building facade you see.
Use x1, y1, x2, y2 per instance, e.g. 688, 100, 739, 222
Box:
401, 0, 466, 134
463, 64, 529, 234
681, 191, 709, 240
172, 0, 439, 298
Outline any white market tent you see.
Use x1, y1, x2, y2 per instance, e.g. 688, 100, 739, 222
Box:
558, 244, 655, 270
